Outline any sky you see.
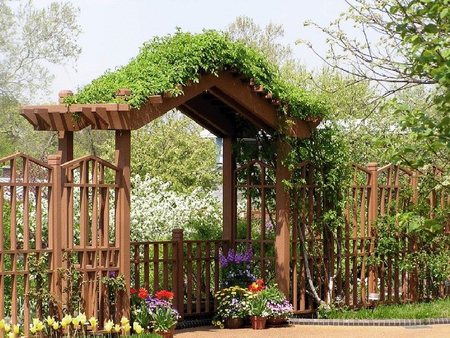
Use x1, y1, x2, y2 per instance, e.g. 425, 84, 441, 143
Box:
34, 0, 351, 104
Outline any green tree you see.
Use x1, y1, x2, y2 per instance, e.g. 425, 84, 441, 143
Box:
390, 0, 450, 167
131, 112, 220, 193
0, 0, 81, 159
301, 0, 449, 168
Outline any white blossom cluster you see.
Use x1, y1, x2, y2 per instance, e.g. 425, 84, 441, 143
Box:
130, 174, 222, 241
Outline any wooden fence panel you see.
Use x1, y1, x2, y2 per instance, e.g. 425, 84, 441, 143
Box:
61, 155, 121, 324
0, 153, 53, 334
130, 233, 226, 320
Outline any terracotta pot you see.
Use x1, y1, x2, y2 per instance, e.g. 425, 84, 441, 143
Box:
267, 317, 287, 326
250, 315, 267, 330
155, 326, 176, 338
224, 317, 244, 329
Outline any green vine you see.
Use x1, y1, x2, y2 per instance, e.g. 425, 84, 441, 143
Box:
64, 29, 327, 121
27, 253, 58, 319
57, 250, 84, 316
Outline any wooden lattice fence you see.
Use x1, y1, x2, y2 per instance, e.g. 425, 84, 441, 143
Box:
1, 154, 450, 335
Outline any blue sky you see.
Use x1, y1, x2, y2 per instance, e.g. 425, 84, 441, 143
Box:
35, 0, 350, 103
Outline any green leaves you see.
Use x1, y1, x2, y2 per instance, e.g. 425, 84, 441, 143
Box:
68, 29, 325, 120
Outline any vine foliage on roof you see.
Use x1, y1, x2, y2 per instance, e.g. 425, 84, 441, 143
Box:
65, 29, 327, 120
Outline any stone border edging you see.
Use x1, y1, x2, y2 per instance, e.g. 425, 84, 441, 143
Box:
289, 317, 450, 326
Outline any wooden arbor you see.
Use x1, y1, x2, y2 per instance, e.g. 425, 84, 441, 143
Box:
20, 70, 320, 304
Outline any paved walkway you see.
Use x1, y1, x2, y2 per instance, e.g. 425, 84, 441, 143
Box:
175, 324, 450, 338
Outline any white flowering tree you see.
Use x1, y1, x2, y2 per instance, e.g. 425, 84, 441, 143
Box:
130, 174, 222, 242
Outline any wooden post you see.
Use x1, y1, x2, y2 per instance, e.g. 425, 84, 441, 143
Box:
58, 131, 73, 164
172, 229, 185, 321
409, 171, 419, 301
47, 155, 64, 318
367, 163, 378, 296
115, 130, 131, 321
275, 136, 290, 297
222, 136, 236, 252
57, 91, 74, 164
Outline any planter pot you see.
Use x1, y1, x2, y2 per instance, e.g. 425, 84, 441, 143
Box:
267, 317, 287, 326
250, 315, 267, 330
155, 325, 176, 338
224, 317, 244, 329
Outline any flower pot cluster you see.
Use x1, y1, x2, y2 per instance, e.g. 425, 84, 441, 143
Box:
213, 279, 293, 330
131, 287, 179, 337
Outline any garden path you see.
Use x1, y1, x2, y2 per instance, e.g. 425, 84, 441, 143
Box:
175, 324, 450, 338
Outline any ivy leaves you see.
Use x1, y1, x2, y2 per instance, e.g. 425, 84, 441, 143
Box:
66, 29, 326, 120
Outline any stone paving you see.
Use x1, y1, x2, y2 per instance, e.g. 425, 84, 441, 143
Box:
174, 321, 450, 338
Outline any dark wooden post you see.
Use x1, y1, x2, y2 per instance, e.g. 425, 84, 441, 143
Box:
57, 91, 74, 164
367, 163, 378, 296
172, 229, 185, 320
47, 155, 64, 319
275, 136, 291, 297
222, 136, 236, 252
409, 171, 419, 301
115, 130, 131, 321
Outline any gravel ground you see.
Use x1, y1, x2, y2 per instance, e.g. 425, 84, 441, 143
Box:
175, 324, 450, 338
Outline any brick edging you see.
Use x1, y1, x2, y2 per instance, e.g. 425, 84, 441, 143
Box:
289, 317, 450, 326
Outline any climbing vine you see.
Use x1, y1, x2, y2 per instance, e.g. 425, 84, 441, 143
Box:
64, 29, 327, 121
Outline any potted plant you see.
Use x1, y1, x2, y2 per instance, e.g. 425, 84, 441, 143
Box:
248, 280, 270, 330
130, 287, 152, 330
212, 286, 250, 329
219, 247, 256, 288
263, 284, 294, 325
147, 290, 179, 337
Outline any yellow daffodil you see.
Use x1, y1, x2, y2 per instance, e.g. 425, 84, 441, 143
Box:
13, 324, 20, 334
0, 319, 5, 330
122, 322, 131, 333
72, 317, 80, 327
113, 324, 121, 333
4, 323, 10, 333
78, 313, 87, 325
45, 316, 55, 326
52, 321, 60, 331
61, 314, 72, 328
36, 321, 44, 332
30, 326, 37, 335
88, 317, 98, 331
7, 331, 14, 338
120, 316, 129, 326
104, 320, 114, 333
133, 322, 144, 334
32, 318, 39, 327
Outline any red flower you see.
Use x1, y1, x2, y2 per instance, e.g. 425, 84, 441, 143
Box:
138, 287, 149, 299
249, 279, 265, 292
130, 288, 138, 295
155, 290, 174, 300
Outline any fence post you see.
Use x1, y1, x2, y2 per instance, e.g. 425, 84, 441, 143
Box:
115, 130, 131, 322
172, 229, 185, 321
47, 155, 64, 318
367, 163, 378, 296
275, 137, 291, 298
409, 171, 419, 301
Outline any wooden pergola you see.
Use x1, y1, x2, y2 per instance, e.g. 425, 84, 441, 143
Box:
20, 69, 320, 302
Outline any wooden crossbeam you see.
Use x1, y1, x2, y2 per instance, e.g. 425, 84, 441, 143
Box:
180, 95, 235, 137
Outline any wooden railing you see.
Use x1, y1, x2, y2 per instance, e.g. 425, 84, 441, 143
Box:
130, 230, 228, 320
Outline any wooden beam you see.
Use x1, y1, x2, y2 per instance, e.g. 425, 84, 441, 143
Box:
91, 107, 110, 129
181, 95, 235, 137
208, 86, 275, 133
130, 73, 220, 127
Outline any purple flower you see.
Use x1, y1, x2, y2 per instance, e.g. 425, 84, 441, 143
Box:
109, 271, 116, 278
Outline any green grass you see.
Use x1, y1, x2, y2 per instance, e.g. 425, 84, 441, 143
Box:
319, 298, 450, 320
